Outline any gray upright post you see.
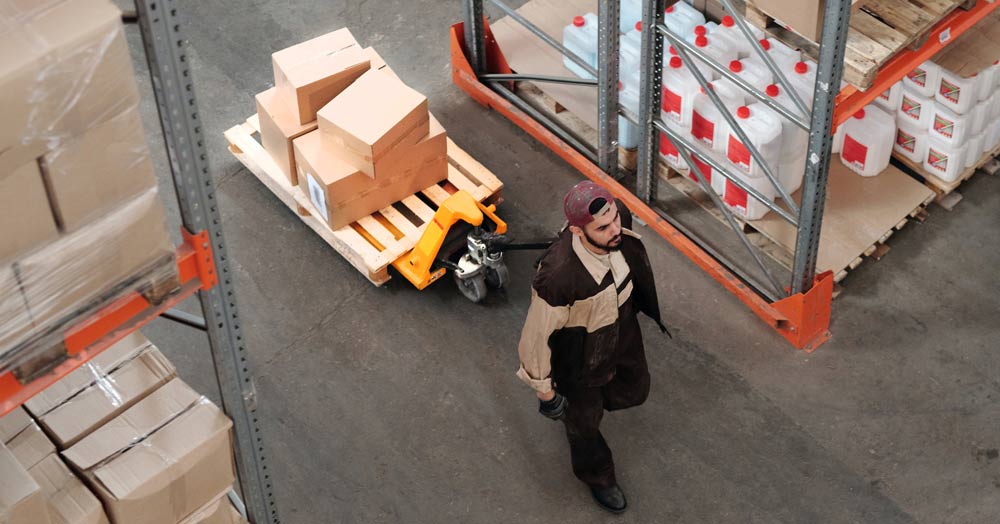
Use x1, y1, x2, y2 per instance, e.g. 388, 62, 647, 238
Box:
790, 0, 852, 294
463, 0, 487, 74
637, 0, 666, 201
134, 2, 280, 523
598, 0, 621, 178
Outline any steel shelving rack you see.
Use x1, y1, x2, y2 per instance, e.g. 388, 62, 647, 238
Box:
0, 2, 280, 523
453, 0, 999, 351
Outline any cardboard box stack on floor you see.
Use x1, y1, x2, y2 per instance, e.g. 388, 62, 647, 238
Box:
0, 332, 247, 524
256, 29, 449, 230
0, 0, 175, 366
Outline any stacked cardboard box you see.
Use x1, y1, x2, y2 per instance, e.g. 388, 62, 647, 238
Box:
0, 0, 175, 363
256, 30, 449, 230
0, 332, 246, 524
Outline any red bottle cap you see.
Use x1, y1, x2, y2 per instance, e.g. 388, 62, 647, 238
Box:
635, 21, 642, 31
666, 5, 674, 13
759, 39, 771, 50
694, 25, 707, 36
854, 109, 866, 119
669, 56, 683, 69
729, 60, 743, 73
618, 81, 624, 91
737, 106, 751, 119
573, 15, 585, 27
695, 35, 708, 47
766, 84, 779, 97
669, 46, 678, 56
794, 61, 809, 74
722, 16, 735, 27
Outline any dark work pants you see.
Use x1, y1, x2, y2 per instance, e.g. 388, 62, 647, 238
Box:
558, 321, 650, 489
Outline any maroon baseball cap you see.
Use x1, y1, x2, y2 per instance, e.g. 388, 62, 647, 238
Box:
564, 181, 615, 228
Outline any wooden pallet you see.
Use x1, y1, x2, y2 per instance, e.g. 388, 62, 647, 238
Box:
745, 0, 972, 89
892, 142, 1000, 210
224, 115, 504, 286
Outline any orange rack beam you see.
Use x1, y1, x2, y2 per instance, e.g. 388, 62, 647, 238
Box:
451, 21, 833, 351
0, 228, 218, 416
834, 0, 999, 128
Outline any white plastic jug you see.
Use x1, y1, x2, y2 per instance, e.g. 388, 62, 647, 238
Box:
976, 65, 996, 102
728, 57, 773, 88
989, 120, 1000, 151
787, 60, 817, 109
664, 2, 705, 38
893, 120, 929, 165
726, 104, 784, 181
620, 0, 643, 34
839, 106, 895, 177
989, 91, 1000, 122
832, 124, 845, 154
935, 68, 979, 114
874, 81, 903, 114
619, 81, 640, 149
662, 56, 700, 127
903, 61, 942, 98
759, 38, 799, 71
620, 22, 643, 73
563, 14, 598, 79
929, 104, 971, 146
766, 84, 809, 193
690, 79, 744, 152
659, 129, 687, 171
970, 100, 988, 136
690, 154, 728, 196
692, 34, 738, 79
666, 45, 713, 81
924, 136, 969, 182
896, 86, 935, 130
710, 15, 765, 58
722, 170, 777, 220
965, 133, 985, 168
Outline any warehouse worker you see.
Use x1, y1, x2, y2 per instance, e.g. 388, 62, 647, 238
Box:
516, 181, 669, 514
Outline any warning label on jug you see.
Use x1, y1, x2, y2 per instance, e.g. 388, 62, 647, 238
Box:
842, 135, 869, 171
691, 112, 715, 147
896, 129, 917, 153
727, 135, 751, 173
901, 96, 922, 120
907, 68, 927, 88
692, 157, 713, 185
659, 131, 680, 164
662, 86, 683, 122
927, 148, 949, 173
939, 79, 961, 103
933, 114, 955, 138
723, 179, 748, 216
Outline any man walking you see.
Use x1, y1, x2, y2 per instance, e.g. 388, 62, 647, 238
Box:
516, 181, 669, 513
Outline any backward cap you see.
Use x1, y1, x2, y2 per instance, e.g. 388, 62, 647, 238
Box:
564, 181, 614, 228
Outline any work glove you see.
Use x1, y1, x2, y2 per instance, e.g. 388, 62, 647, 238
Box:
538, 392, 568, 421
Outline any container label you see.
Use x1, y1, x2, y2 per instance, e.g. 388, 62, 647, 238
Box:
900, 95, 923, 120
662, 86, 683, 122
933, 114, 955, 138
306, 173, 329, 222
691, 111, 715, 147
659, 132, 680, 164
690, 156, 713, 186
723, 179, 747, 216
842, 134, 869, 171
907, 68, 927, 88
727, 135, 752, 173
879, 89, 891, 102
939, 78, 962, 104
927, 147, 949, 173
895, 129, 917, 153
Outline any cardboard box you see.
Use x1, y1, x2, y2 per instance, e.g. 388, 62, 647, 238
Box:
0, 0, 139, 172
749, 0, 823, 41
63, 378, 235, 524
317, 69, 430, 178
29, 453, 109, 524
0, 159, 60, 261
8, 421, 56, 471
255, 88, 318, 186
39, 105, 158, 232
0, 407, 32, 444
180, 494, 246, 524
18, 190, 173, 333
0, 443, 51, 524
362, 47, 400, 81
272, 28, 371, 125
29, 346, 176, 449
933, 10, 1000, 78
294, 117, 447, 230
0, 266, 33, 360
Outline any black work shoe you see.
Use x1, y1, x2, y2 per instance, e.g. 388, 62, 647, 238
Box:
590, 484, 627, 514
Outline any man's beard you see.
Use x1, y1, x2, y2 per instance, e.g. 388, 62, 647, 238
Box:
584, 230, 622, 252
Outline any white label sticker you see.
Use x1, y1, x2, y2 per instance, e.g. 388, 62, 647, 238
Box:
939, 27, 951, 44
306, 173, 329, 222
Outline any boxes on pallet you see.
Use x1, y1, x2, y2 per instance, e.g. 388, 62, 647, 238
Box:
25, 340, 175, 449
317, 69, 430, 178
63, 378, 235, 524
748, 0, 823, 40
255, 87, 318, 185
0, 160, 60, 261
38, 105, 159, 232
893, 121, 929, 165
924, 136, 969, 183
28, 453, 109, 524
0, 0, 139, 172
180, 494, 246, 524
362, 46, 399, 81
0, 408, 32, 444
0, 443, 50, 524
272, 28, 371, 125
7, 421, 56, 471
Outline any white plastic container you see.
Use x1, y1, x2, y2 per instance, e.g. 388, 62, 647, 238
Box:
722, 170, 777, 220
929, 104, 972, 146
659, 128, 687, 171
903, 61, 941, 98
989, 91, 1000, 122
759, 38, 799, 70
766, 84, 809, 193
728, 57, 773, 88
874, 81, 903, 114
726, 104, 784, 181
692, 34, 738, 79
975, 65, 996, 102
620, 22, 643, 73
832, 124, 845, 154
620, 0, 643, 34
619, 81, 640, 149
664, 1, 705, 38
786, 60, 817, 110
892, 120, 929, 165
684, 24, 709, 45
690, 79, 744, 152
666, 44, 712, 80
989, 120, 1000, 151
661, 56, 700, 127
839, 106, 895, 177
970, 100, 988, 136
689, 154, 727, 196
710, 15, 765, 58
563, 14, 598, 79
924, 136, 969, 182
965, 133, 985, 168
935, 68, 980, 115
896, 85, 935, 130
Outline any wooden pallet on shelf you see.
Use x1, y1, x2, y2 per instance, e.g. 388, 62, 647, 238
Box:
892, 142, 1000, 210
744, 0, 972, 89
224, 114, 503, 286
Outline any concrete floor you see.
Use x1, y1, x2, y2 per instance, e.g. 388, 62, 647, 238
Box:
119, 2, 1000, 522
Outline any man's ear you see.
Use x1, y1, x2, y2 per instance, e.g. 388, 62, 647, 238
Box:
568, 225, 584, 238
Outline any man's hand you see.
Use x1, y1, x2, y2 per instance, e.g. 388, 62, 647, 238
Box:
538, 391, 568, 421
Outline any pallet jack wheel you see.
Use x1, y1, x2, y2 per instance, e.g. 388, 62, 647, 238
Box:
455, 272, 488, 303
485, 263, 509, 289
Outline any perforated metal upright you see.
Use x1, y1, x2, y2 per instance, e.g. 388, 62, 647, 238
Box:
134, 2, 280, 523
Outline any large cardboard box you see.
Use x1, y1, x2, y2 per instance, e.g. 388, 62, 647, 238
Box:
255, 88, 318, 186
180, 495, 246, 524
272, 28, 371, 125
749, 0, 823, 41
933, 10, 1000, 78
28, 346, 176, 449
0, 443, 51, 524
0, 266, 33, 357
362, 47, 399, 81
29, 453, 109, 524
294, 116, 447, 230
39, 105, 158, 232
317, 69, 430, 178
0, 0, 139, 172
18, 190, 173, 332
63, 378, 235, 524
8, 421, 56, 471
0, 159, 59, 261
